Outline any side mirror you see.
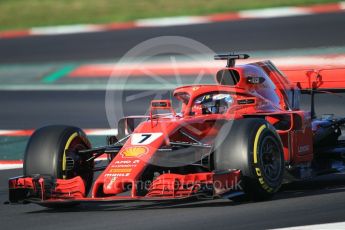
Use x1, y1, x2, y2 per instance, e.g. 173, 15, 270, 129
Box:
151, 100, 172, 109
150, 100, 176, 118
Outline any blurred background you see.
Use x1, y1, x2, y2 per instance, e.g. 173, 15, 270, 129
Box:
0, 0, 340, 30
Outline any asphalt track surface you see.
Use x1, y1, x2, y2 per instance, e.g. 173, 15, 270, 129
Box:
0, 12, 344, 63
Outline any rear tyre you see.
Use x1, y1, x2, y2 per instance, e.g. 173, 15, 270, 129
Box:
24, 125, 94, 198
215, 118, 284, 201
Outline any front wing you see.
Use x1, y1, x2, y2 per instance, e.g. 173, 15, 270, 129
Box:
8, 170, 242, 206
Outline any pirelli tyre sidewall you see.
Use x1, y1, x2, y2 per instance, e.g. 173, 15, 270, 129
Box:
24, 125, 93, 194
215, 118, 284, 200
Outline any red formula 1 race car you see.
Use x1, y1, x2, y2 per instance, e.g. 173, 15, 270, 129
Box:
8, 53, 345, 208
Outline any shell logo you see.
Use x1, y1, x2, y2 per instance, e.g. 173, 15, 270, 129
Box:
121, 146, 149, 158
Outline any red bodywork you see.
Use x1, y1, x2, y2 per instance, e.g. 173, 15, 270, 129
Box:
8, 59, 345, 205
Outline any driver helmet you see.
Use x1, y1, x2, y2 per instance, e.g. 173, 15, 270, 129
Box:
200, 94, 233, 114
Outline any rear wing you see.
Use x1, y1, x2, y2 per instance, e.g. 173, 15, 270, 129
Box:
282, 68, 345, 93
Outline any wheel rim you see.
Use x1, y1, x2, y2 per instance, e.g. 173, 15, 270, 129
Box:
64, 137, 93, 184
259, 135, 282, 183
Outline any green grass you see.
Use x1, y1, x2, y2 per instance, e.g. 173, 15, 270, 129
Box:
0, 0, 341, 31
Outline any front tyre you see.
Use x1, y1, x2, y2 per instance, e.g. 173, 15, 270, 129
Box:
215, 118, 284, 201
24, 125, 94, 195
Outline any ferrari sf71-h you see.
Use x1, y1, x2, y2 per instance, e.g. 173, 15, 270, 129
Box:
8, 53, 345, 207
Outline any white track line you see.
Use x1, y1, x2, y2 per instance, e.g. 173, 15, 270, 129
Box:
0, 129, 117, 136
0, 164, 23, 170
0, 157, 109, 170
239, 7, 310, 18
341, 1, 345, 10
135, 16, 209, 27
271, 221, 345, 230
31, 25, 103, 35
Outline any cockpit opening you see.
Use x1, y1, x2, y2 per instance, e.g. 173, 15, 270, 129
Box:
191, 93, 234, 115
